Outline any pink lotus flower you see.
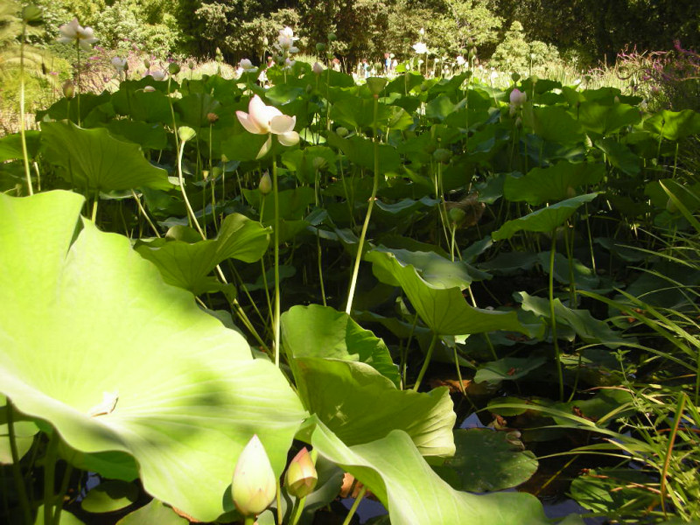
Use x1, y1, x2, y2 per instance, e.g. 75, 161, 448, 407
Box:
236, 95, 299, 158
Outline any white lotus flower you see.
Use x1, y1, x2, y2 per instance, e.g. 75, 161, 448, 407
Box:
239, 58, 257, 72
312, 62, 324, 74
236, 95, 300, 158
57, 18, 97, 51
149, 69, 167, 81
456, 55, 465, 66
111, 56, 127, 73
413, 42, 428, 54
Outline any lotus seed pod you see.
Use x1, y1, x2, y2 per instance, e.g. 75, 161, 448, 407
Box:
448, 207, 466, 225
259, 172, 272, 195
178, 126, 196, 142
336, 126, 349, 138
285, 448, 318, 498
168, 62, 181, 75
207, 112, 219, 124
22, 4, 42, 23
327, 33, 337, 42
433, 148, 453, 163
316, 42, 326, 53
231, 435, 277, 517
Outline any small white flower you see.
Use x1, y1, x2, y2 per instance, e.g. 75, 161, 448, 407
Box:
57, 18, 97, 51
413, 42, 428, 54
456, 55, 465, 66
143, 86, 156, 92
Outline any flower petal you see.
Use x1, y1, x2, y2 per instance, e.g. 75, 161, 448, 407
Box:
270, 115, 295, 135
278, 131, 299, 147
256, 135, 272, 159
236, 111, 263, 134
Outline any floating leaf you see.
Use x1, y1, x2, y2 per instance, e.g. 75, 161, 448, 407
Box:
0, 191, 306, 522
435, 429, 538, 492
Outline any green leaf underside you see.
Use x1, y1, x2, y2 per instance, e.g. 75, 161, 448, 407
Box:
0, 191, 306, 522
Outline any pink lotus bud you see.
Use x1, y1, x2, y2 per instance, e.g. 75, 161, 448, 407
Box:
285, 448, 318, 498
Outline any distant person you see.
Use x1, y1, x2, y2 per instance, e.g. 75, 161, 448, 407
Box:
384, 53, 391, 74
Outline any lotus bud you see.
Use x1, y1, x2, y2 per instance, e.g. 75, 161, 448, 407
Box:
211, 166, 223, 178
336, 126, 349, 138
312, 61, 324, 75
312, 157, 327, 170
168, 62, 181, 75
143, 85, 156, 92
144, 58, 151, 69
263, 36, 269, 46
509, 88, 527, 108
259, 172, 272, 195
327, 32, 337, 42
62, 79, 75, 98
239, 58, 256, 71
614, 95, 620, 104
207, 112, 219, 124
316, 43, 326, 53
22, 4, 43, 23
178, 126, 196, 142
231, 435, 277, 517
285, 448, 318, 499
433, 148, 452, 163
366, 77, 387, 96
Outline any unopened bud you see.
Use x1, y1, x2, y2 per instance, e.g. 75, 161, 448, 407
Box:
259, 172, 272, 194
316, 43, 326, 53
168, 62, 181, 75
312, 61, 324, 75
62, 79, 75, 99
285, 448, 318, 499
336, 126, 349, 138
327, 33, 337, 42
231, 435, 277, 517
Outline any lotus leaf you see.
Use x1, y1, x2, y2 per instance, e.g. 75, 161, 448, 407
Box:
0, 191, 306, 522
41, 121, 172, 192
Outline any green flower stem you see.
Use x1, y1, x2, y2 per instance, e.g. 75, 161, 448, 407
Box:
6, 400, 32, 525
52, 462, 74, 525
549, 235, 564, 401
130, 190, 161, 238
75, 41, 81, 126
43, 431, 59, 525
660, 393, 686, 517
276, 478, 283, 525
19, 21, 33, 196
177, 139, 206, 239
273, 156, 281, 367
342, 485, 368, 525
317, 230, 327, 307
413, 331, 439, 392
289, 495, 307, 525
345, 95, 380, 315
91, 191, 99, 223
244, 517, 255, 525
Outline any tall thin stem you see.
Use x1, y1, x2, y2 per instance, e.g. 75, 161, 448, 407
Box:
6, 401, 32, 525
43, 432, 59, 525
273, 156, 281, 367
413, 332, 439, 392
346, 94, 380, 314
342, 485, 368, 525
19, 21, 33, 195
549, 234, 564, 401
177, 139, 206, 239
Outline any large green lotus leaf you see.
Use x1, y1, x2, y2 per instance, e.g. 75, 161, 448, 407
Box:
522, 105, 585, 144
575, 102, 641, 135
366, 249, 526, 336
111, 88, 172, 123
434, 429, 538, 492
370, 246, 472, 290
0, 131, 41, 162
136, 213, 270, 294
41, 121, 172, 192
116, 499, 187, 525
326, 132, 401, 173
306, 421, 549, 525
475, 356, 548, 383
595, 138, 641, 175
0, 191, 306, 522
491, 193, 598, 241
643, 109, 700, 141
290, 357, 455, 457
107, 120, 168, 151
282, 305, 400, 387
504, 162, 605, 205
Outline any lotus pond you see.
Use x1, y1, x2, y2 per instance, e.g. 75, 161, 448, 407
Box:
2, 57, 700, 525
